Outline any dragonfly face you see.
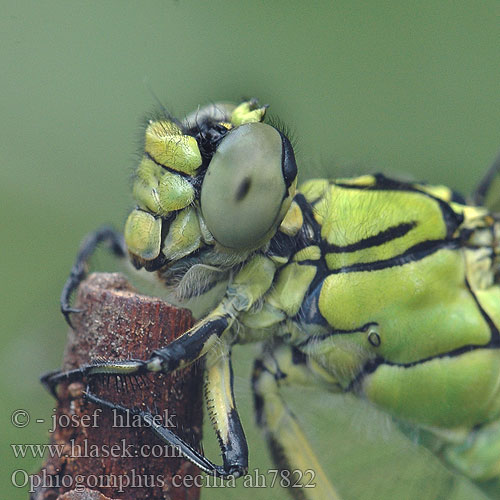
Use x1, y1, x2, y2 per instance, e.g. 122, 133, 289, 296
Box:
124, 101, 296, 294
46, 98, 500, 499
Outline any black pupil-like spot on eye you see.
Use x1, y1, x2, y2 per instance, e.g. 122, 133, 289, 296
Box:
235, 177, 252, 201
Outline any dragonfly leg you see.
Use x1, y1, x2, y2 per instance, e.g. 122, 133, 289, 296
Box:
84, 388, 236, 478
61, 226, 126, 327
204, 341, 248, 477
252, 343, 342, 500
42, 308, 232, 396
43, 308, 243, 477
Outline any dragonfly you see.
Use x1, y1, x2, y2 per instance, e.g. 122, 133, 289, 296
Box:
43, 99, 500, 499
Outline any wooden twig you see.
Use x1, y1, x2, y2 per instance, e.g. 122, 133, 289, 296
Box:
32, 273, 203, 500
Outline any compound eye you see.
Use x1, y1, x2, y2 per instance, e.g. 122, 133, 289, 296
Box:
201, 122, 292, 249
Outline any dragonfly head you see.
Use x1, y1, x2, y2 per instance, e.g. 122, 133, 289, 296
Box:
124, 99, 297, 277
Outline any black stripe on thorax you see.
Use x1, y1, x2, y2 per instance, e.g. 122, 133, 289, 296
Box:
295, 239, 460, 327
334, 173, 464, 239
465, 278, 500, 346
327, 239, 460, 275
345, 279, 500, 392
347, 343, 488, 393
296, 322, 379, 348
324, 221, 417, 253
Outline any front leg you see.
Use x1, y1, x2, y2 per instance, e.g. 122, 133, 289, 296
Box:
42, 304, 234, 395
46, 253, 277, 392
84, 339, 250, 478
204, 340, 248, 477
43, 254, 277, 475
61, 226, 126, 326
42, 304, 241, 477
83, 389, 236, 477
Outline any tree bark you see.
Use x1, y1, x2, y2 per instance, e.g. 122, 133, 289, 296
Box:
32, 273, 203, 500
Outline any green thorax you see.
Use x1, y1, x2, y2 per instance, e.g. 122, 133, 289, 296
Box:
259, 173, 498, 364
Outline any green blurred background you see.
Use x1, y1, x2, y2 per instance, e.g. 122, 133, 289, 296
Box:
2, 1, 499, 499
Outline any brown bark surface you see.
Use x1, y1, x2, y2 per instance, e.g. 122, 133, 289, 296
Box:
32, 273, 203, 500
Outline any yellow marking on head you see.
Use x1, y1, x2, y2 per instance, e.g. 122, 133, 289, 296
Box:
231, 100, 267, 126
124, 210, 162, 260
133, 157, 195, 215
162, 206, 202, 261
145, 120, 202, 175
279, 201, 303, 236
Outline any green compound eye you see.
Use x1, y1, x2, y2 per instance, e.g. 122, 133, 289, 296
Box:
200, 122, 295, 250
